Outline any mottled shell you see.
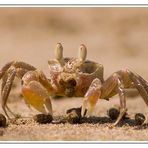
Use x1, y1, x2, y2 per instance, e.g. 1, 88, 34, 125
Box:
47, 43, 104, 97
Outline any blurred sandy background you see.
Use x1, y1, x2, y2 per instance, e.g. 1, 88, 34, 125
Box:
0, 7, 148, 141
1, 8, 148, 77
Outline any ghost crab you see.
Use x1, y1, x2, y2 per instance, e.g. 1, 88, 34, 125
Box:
0, 43, 148, 127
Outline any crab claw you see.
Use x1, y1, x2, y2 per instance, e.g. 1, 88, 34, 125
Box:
81, 97, 97, 117
81, 78, 102, 117
22, 81, 53, 116
81, 99, 87, 117
81, 99, 92, 117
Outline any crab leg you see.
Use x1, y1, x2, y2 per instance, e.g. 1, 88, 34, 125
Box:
82, 69, 148, 127
128, 71, 148, 106
1, 70, 8, 94
0, 61, 36, 79
111, 74, 127, 126
0, 61, 37, 118
0, 61, 14, 79
138, 75, 148, 93
1, 68, 16, 118
6, 105, 18, 117
81, 72, 128, 126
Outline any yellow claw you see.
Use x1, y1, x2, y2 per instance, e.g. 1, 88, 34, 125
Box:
81, 78, 102, 117
81, 98, 97, 117
22, 81, 52, 115
22, 88, 45, 113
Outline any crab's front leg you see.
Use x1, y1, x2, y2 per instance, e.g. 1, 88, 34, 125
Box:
81, 78, 102, 117
81, 73, 127, 127
21, 70, 54, 116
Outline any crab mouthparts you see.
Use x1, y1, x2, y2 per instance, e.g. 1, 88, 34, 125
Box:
65, 87, 75, 97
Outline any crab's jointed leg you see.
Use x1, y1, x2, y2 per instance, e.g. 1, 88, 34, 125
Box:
0, 61, 54, 119
0, 61, 37, 118
129, 71, 148, 106
1, 67, 16, 118
82, 69, 148, 126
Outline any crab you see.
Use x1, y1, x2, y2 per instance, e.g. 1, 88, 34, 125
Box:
0, 43, 148, 127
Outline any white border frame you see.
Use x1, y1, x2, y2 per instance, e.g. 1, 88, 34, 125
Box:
0, 0, 148, 5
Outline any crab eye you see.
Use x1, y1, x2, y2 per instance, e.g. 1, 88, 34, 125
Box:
68, 79, 76, 86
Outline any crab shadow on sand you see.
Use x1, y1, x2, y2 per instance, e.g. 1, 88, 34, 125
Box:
64, 116, 148, 130
7, 115, 148, 131
81, 116, 148, 130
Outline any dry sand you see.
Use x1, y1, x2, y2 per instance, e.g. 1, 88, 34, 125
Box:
1, 97, 148, 141
0, 7, 148, 141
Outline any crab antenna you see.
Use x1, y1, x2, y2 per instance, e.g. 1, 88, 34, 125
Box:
78, 44, 87, 62
55, 43, 63, 60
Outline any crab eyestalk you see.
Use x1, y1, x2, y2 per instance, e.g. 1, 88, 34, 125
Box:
78, 44, 87, 62
55, 43, 64, 66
